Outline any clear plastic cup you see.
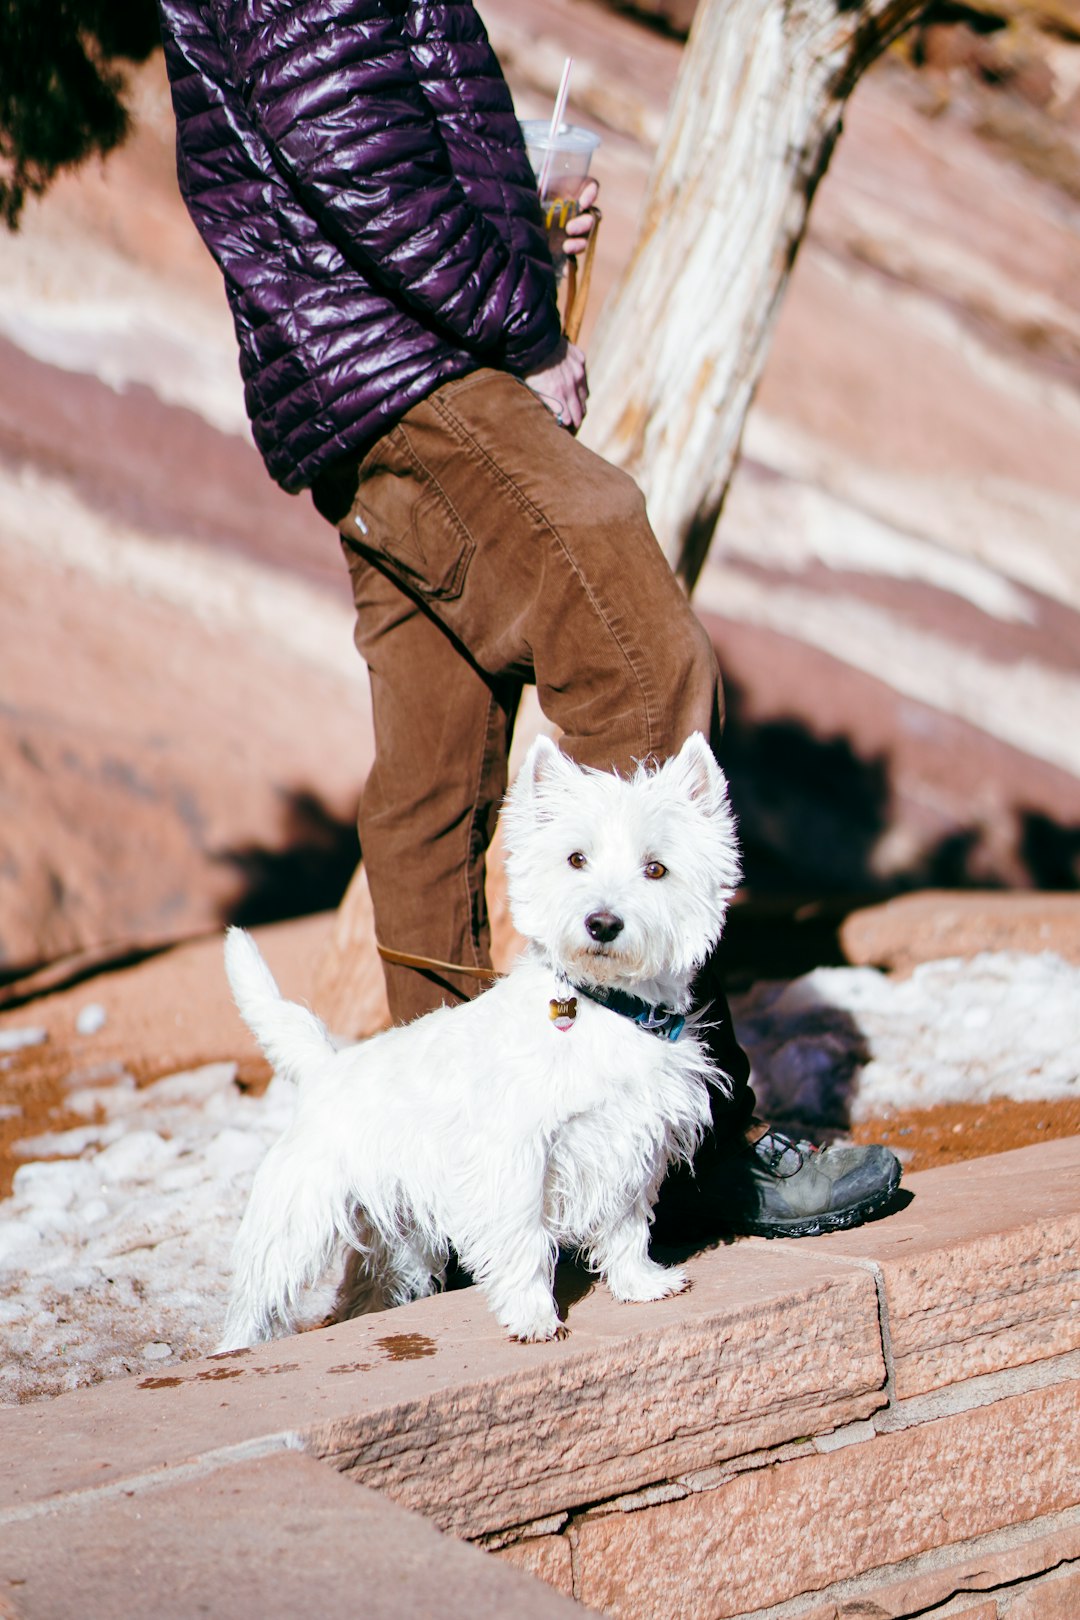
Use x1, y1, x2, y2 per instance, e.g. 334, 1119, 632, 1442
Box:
520, 120, 601, 274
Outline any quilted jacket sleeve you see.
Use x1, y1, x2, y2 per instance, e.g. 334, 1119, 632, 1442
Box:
208, 0, 561, 373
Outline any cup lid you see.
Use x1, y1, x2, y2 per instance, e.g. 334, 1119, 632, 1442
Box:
519, 120, 602, 153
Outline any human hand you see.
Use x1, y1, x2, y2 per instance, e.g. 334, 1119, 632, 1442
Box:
563, 178, 599, 260
524, 337, 589, 433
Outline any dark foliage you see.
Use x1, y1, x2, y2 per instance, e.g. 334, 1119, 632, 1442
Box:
0, 0, 161, 229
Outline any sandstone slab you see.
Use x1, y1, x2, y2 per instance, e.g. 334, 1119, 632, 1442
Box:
573, 1381, 1080, 1619
2, 1144, 1077, 1619
797, 1514, 1080, 1620
840, 892, 1080, 974
800, 1137, 1080, 1398
0, 1242, 884, 1541
1001, 1564, 1080, 1618
496, 1533, 576, 1596
305, 1249, 884, 1538
0, 1450, 584, 1620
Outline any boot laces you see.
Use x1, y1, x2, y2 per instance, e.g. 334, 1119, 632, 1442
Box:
755, 1129, 818, 1179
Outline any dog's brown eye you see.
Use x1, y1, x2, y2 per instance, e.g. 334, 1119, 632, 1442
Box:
644, 861, 668, 881
568, 851, 587, 870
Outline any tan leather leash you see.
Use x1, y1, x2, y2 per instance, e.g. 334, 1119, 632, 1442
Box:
563, 206, 601, 345
376, 942, 501, 983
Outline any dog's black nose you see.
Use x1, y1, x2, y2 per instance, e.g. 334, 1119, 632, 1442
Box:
585, 910, 624, 943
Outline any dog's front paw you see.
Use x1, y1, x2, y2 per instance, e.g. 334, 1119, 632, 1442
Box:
506, 1305, 566, 1342
510, 1321, 570, 1343
609, 1262, 690, 1303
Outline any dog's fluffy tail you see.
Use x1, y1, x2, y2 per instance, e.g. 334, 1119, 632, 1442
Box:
224, 926, 334, 1084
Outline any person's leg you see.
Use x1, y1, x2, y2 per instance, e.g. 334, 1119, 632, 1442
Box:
339, 541, 520, 1022
334, 369, 724, 774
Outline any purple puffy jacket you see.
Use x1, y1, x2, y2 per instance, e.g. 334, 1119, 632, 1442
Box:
157, 0, 562, 492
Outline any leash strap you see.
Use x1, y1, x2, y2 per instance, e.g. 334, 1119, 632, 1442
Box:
376, 942, 501, 983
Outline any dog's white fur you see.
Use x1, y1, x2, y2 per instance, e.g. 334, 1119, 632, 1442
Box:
219, 732, 740, 1347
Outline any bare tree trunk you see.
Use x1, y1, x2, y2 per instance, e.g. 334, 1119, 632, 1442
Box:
582, 0, 927, 590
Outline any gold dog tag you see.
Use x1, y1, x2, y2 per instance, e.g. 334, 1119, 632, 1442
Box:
549, 995, 578, 1033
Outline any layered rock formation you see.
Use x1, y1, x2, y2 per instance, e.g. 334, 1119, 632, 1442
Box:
1, 0, 1078, 978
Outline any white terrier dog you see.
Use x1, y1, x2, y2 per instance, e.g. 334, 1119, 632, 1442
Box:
220, 731, 740, 1348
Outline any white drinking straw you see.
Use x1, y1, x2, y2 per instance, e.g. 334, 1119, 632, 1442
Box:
536, 55, 573, 198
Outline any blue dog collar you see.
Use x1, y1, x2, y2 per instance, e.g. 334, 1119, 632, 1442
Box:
573, 982, 687, 1042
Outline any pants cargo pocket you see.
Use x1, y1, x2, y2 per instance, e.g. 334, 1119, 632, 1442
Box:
344, 425, 475, 603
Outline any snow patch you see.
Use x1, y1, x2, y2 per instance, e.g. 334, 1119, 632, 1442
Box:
0, 1062, 294, 1406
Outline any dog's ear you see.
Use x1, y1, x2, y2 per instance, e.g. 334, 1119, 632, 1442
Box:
673, 733, 731, 817
519, 733, 573, 798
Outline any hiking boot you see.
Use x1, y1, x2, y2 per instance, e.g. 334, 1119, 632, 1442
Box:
652, 1126, 903, 1243
720, 1129, 903, 1237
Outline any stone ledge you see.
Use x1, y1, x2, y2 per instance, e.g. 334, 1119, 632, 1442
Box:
570, 1382, 1080, 1617
0, 1242, 886, 1539
780, 1512, 1080, 1620
306, 1259, 885, 1538
1, 1139, 1077, 1619
798, 1136, 1080, 1398
875, 1347, 1080, 1434
0, 1450, 585, 1620
504, 1511, 1080, 1619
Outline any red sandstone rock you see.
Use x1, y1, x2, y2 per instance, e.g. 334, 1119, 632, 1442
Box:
0, 1243, 885, 1534
797, 1519, 1080, 1619
497, 1535, 576, 1597
0, 519, 368, 975
303, 1250, 886, 1540
881, 1211, 1080, 1399
1002, 1564, 1080, 1618
1, 1141, 1077, 1620
798, 1136, 1080, 1399
840, 891, 1080, 974
573, 1381, 1080, 1618
0, 1453, 581, 1620
2, 11, 1080, 971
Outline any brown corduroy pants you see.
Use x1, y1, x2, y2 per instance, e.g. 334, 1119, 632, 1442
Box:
313, 368, 753, 1132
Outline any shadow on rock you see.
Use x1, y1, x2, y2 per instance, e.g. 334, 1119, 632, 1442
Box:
218, 788, 360, 928
715, 678, 1080, 983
